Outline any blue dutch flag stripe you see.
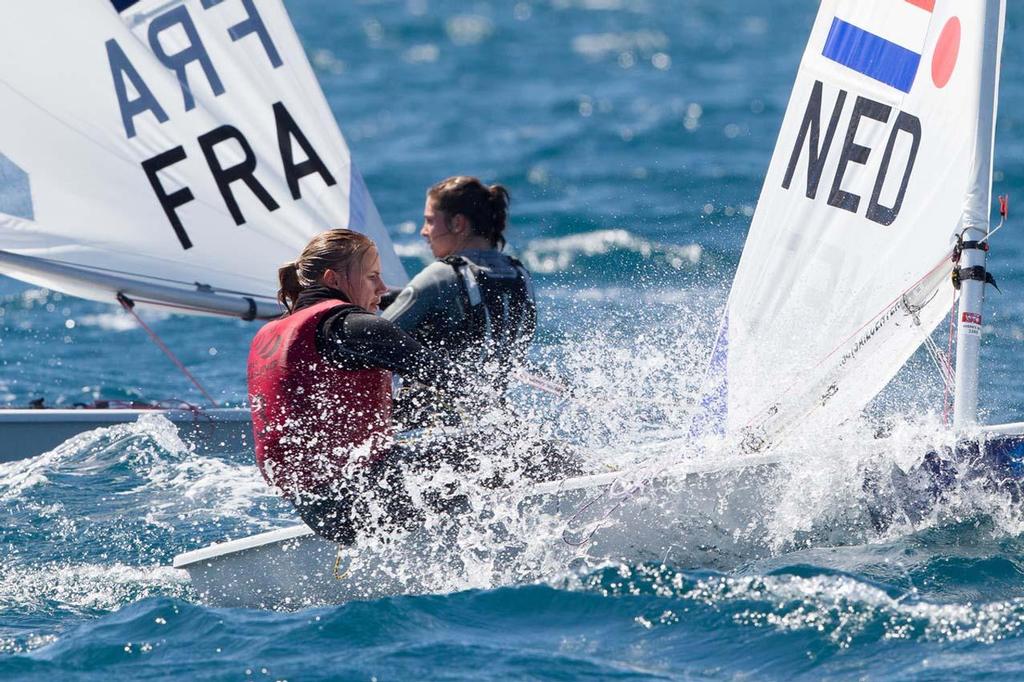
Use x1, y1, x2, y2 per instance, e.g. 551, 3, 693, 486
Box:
822, 18, 922, 94
110, 0, 143, 12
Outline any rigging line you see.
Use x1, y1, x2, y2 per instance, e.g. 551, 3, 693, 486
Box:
943, 294, 957, 426
923, 336, 955, 393
515, 369, 569, 397
515, 368, 695, 424
117, 293, 220, 407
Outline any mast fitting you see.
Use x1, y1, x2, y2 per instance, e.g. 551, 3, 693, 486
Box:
951, 234, 998, 292
952, 266, 998, 292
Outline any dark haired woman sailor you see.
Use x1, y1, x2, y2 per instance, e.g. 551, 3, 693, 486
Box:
376, 177, 581, 482
382, 177, 536, 410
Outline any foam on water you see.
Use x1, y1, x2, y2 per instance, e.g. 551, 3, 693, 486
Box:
0, 564, 188, 621
0, 415, 293, 569
575, 564, 1024, 646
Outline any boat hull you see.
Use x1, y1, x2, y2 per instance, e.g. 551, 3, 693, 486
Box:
174, 458, 786, 609
174, 424, 1024, 609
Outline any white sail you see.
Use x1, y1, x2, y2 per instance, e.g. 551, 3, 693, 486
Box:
709, 0, 1001, 449
0, 0, 406, 316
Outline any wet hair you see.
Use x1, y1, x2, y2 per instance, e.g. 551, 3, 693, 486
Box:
277, 229, 375, 313
427, 176, 511, 249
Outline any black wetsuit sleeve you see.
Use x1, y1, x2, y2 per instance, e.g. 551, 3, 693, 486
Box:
317, 308, 463, 389
378, 287, 403, 312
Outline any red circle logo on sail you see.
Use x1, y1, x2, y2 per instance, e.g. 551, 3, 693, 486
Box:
932, 17, 961, 88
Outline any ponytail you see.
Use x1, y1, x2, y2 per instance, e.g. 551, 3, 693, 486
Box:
428, 176, 511, 250
277, 261, 302, 314
486, 184, 510, 250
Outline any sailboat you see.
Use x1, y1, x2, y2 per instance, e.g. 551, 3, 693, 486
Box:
0, 0, 405, 460
171, 0, 1024, 609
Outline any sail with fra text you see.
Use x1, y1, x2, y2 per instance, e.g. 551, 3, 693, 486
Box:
0, 0, 406, 318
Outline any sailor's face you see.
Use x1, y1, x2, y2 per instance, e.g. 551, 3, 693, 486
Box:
421, 198, 458, 258
346, 247, 388, 313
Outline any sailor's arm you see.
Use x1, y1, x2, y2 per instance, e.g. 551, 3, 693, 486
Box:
318, 309, 466, 389
378, 286, 403, 311
380, 261, 460, 333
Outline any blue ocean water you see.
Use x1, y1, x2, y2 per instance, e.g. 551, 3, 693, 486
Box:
3, 0, 1024, 679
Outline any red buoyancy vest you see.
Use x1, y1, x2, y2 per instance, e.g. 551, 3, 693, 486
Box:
248, 299, 393, 499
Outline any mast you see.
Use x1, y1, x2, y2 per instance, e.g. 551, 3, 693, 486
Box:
0, 250, 283, 320
953, 0, 1005, 429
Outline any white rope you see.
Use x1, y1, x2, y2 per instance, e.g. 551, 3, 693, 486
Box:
923, 335, 956, 393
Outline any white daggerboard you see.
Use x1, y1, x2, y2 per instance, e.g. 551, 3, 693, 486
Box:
0, 0, 406, 317
701, 0, 1003, 449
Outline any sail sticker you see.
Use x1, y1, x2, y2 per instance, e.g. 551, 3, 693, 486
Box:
102, 2, 350, 250
781, 80, 921, 226
822, 18, 922, 93
902, 0, 962, 89
962, 312, 982, 325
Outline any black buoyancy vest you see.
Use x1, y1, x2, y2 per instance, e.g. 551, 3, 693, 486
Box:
442, 255, 537, 368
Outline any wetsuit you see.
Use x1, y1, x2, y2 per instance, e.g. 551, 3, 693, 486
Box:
382, 249, 536, 390
300, 286, 461, 387
249, 285, 463, 543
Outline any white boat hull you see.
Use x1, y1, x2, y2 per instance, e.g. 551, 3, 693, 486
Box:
173, 424, 1024, 609
174, 455, 788, 609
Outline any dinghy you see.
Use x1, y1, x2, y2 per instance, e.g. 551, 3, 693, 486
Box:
0, 0, 405, 460
173, 0, 1024, 609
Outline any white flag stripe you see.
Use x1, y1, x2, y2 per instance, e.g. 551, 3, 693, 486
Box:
834, 0, 933, 55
